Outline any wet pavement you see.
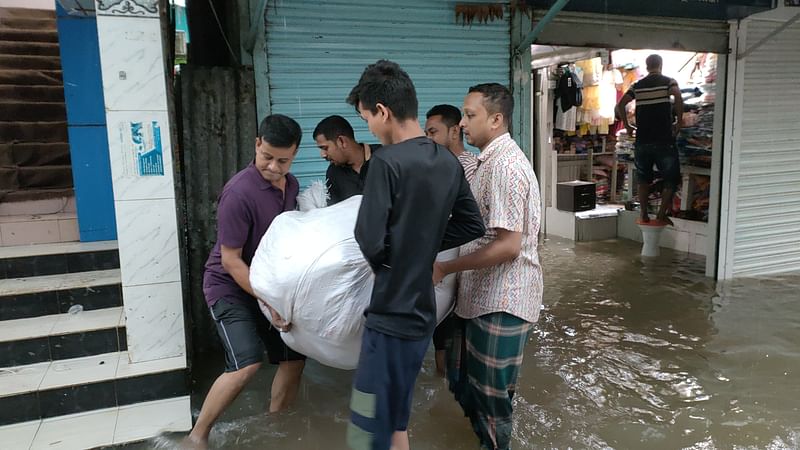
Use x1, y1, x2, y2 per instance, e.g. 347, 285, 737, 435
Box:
133, 237, 800, 449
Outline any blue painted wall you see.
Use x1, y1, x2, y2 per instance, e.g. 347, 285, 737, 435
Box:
56, 4, 117, 241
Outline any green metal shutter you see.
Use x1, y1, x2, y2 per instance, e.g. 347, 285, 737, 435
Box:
265, 0, 511, 186
731, 18, 800, 277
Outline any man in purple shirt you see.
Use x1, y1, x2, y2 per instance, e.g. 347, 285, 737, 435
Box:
187, 114, 305, 447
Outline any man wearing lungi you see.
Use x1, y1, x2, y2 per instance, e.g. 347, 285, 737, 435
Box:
434, 83, 543, 450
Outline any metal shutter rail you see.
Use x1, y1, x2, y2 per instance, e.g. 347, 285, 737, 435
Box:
265, 0, 510, 186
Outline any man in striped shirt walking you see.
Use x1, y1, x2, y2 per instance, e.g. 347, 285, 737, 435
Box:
616, 54, 684, 225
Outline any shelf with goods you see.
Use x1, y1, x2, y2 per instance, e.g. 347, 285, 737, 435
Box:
553, 131, 628, 204
551, 54, 624, 204
674, 54, 716, 222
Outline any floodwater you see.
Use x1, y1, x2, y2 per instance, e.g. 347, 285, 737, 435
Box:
135, 238, 800, 449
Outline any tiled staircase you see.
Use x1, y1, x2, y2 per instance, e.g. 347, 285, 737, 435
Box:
0, 241, 191, 449
0, 7, 78, 246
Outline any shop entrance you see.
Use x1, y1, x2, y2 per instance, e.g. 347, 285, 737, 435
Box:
531, 46, 726, 277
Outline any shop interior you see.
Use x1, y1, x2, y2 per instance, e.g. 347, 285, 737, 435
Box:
532, 46, 723, 271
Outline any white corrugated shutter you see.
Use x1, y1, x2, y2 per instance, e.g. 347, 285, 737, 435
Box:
265, 0, 510, 186
731, 18, 800, 277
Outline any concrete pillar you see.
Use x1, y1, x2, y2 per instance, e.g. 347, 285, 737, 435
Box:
93, 0, 186, 363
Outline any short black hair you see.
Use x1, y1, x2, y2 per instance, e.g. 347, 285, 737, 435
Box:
347, 60, 418, 121
258, 114, 302, 149
426, 104, 463, 139
426, 104, 461, 128
468, 83, 514, 127
313, 115, 355, 142
646, 54, 663, 71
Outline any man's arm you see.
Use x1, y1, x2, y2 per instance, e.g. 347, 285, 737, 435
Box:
435, 228, 521, 283
215, 191, 253, 296
434, 163, 530, 283
221, 245, 255, 297
221, 242, 291, 330
325, 165, 340, 206
440, 172, 485, 251
354, 157, 393, 270
670, 80, 684, 136
615, 92, 635, 136
215, 191, 291, 329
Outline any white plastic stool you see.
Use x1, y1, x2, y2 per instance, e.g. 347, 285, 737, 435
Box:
637, 220, 666, 257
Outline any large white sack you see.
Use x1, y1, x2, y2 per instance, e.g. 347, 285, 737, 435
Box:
250, 194, 456, 370
296, 180, 328, 212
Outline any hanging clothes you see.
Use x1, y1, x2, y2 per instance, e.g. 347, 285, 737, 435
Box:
599, 69, 620, 121
555, 101, 577, 132
576, 57, 603, 87
557, 68, 583, 111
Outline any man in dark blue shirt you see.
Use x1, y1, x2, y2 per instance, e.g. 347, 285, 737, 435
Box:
345, 60, 485, 450
616, 54, 684, 225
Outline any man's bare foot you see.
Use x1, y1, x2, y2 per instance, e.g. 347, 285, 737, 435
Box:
656, 214, 674, 226
181, 434, 208, 450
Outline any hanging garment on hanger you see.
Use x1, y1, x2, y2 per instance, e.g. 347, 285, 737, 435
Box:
555, 101, 577, 132
599, 69, 619, 121
576, 57, 603, 86
557, 68, 583, 111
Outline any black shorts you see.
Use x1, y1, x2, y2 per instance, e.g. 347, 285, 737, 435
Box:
347, 327, 430, 450
634, 142, 681, 190
432, 314, 456, 351
209, 297, 305, 372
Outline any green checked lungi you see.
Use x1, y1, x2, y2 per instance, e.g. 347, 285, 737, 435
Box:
446, 312, 532, 450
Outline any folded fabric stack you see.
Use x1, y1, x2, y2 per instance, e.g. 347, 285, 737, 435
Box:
615, 129, 635, 162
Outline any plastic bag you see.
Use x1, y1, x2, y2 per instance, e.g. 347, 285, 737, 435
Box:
250, 195, 456, 370
297, 180, 328, 212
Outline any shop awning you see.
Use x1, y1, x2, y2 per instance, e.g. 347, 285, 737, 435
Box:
526, 0, 773, 21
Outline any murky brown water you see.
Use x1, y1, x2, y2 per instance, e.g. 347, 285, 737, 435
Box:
136, 238, 800, 449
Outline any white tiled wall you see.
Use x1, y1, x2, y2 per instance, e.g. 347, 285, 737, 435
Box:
114, 199, 181, 286
94, 1, 185, 365
122, 282, 185, 361
95, 17, 167, 112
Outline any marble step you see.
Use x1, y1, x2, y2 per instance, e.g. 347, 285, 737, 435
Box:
11, 165, 73, 190
0, 268, 121, 320
0, 120, 67, 142
0, 69, 63, 86
0, 240, 118, 279
0, 188, 75, 207
0, 7, 56, 28
0, 350, 187, 425
0, 101, 66, 122
0, 54, 62, 71
0, 142, 72, 167
0, 212, 79, 248
0, 29, 57, 44
0, 396, 191, 449
0, 40, 60, 57
0, 306, 126, 368
0, 85, 65, 104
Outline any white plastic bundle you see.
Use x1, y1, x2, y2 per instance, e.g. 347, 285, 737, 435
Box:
250, 195, 456, 370
296, 180, 328, 212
